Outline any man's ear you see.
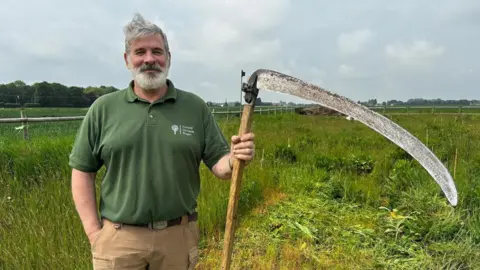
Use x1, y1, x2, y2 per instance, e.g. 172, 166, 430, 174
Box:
124, 52, 129, 68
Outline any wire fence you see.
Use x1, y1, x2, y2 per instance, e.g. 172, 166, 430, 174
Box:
0, 106, 296, 140
2, 105, 480, 140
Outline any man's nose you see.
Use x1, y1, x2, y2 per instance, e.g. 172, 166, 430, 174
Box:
144, 51, 155, 64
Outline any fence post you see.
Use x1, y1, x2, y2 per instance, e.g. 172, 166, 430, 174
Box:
227, 108, 230, 121
20, 109, 29, 140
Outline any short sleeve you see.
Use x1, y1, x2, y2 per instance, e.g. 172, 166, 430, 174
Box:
68, 104, 103, 172
202, 106, 230, 170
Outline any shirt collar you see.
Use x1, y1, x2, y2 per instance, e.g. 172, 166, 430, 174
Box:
125, 79, 177, 103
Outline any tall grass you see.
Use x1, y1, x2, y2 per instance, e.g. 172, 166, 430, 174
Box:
1, 109, 480, 268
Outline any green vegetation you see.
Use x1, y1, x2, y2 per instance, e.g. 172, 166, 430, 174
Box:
1, 108, 480, 269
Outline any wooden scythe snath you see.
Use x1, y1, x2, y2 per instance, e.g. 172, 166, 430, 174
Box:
221, 72, 259, 270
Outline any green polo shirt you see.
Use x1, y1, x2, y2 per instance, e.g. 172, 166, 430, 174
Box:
69, 80, 230, 224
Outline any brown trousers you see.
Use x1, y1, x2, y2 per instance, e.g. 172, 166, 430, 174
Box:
91, 217, 199, 269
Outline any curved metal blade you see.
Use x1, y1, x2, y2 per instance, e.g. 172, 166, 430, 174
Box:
249, 69, 458, 206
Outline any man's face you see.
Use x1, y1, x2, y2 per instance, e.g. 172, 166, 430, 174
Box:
124, 33, 170, 91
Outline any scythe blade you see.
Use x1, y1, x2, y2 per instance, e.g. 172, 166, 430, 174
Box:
248, 69, 458, 206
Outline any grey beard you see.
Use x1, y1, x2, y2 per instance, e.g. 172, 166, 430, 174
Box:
132, 68, 169, 91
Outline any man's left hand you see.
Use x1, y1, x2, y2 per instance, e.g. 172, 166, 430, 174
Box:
230, 132, 255, 166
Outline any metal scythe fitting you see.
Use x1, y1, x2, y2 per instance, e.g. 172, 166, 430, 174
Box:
242, 74, 259, 105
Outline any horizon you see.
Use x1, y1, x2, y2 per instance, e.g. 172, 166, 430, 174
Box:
1, 79, 479, 105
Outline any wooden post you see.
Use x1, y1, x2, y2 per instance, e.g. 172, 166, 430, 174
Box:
221, 103, 255, 270
20, 109, 29, 140
426, 127, 429, 148
454, 148, 458, 179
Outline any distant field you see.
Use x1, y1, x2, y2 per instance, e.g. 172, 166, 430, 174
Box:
1, 105, 479, 118
2, 107, 480, 268
370, 105, 480, 114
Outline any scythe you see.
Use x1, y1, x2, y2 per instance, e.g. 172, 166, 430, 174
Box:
221, 69, 458, 269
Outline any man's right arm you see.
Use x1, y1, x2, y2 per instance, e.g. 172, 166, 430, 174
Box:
71, 168, 101, 245
69, 101, 104, 246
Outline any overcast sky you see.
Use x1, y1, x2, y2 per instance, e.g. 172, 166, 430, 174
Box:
0, 0, 479, 103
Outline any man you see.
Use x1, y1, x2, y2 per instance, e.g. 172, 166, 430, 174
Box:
69, 13, 255, 269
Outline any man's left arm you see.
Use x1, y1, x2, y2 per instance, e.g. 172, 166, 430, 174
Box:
211, 133, 255, 180
201, 105, 255, 180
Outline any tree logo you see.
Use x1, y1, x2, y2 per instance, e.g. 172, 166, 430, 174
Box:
171, 124, 179, 135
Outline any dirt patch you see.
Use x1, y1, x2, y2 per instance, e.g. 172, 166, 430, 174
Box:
253, 189, 288, 215
294, 106, 345, 116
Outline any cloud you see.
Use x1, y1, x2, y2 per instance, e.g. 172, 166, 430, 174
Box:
199, 81, 219, 90
178, 0, 290, 31
170, 0, 289, 69
385, 40, 445, 70
338, 29, 374, 55
338, 64, 354, 76
0, 0, 478, 103
434, 1, 480, 26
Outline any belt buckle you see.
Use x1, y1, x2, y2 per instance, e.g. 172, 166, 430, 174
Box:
151, 220, 168, 230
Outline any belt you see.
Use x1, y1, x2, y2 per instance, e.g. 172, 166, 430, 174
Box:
121, 212, 198, 230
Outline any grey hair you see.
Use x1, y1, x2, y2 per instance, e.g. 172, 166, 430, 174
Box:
123, 13, 170, 57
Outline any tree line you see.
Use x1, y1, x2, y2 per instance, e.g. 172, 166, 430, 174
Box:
1, 80, 479, 108
360, 98, 479, 107
0, 80, 118, 108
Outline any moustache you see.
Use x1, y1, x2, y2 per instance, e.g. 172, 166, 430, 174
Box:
139, 64, 163, 73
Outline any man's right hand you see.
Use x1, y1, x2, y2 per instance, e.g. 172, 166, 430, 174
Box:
87, 228, 102, 247
71, 169, 102, 248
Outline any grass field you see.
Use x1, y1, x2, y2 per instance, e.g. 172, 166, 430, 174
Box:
1, 107, 480, 269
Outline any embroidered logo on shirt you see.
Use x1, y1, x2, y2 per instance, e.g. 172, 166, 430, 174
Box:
171, 124, 195, 136
171, 125, 179, 135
